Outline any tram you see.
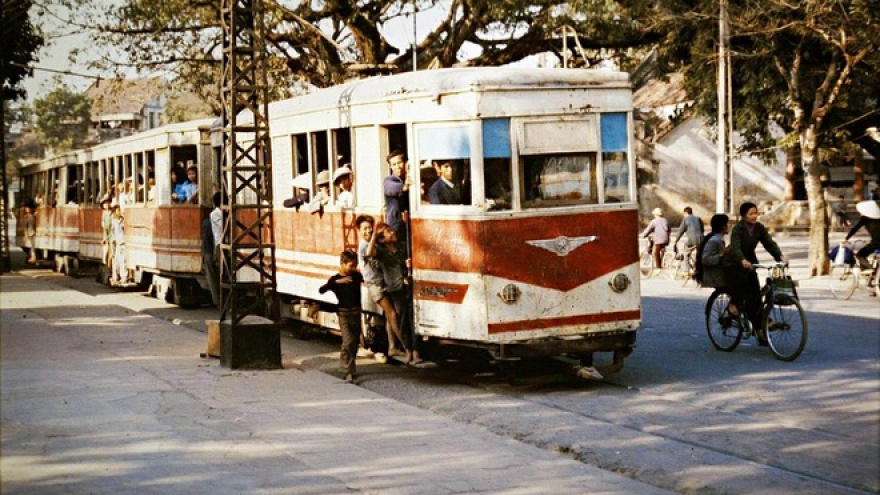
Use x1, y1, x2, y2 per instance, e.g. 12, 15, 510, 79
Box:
17, 67, 641, 373
268, 67, 641, 372
16, 119, 217, 305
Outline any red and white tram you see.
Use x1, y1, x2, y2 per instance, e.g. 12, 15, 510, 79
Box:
268, 67, 641, 371
17, 67, 641, 372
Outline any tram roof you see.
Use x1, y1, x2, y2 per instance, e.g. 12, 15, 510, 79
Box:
269, 67, 630, 118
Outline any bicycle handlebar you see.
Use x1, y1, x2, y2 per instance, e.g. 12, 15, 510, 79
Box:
752, 261, 789, 271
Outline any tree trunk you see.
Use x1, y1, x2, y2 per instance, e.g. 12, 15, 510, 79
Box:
800, 126, 829, 276
784, 149, 797, 201
853, 150, 865, 202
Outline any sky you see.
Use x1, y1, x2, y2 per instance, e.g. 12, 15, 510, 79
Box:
23, 3, 106, 101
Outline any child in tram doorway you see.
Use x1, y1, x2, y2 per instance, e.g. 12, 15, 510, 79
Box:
110, 204, 129, 285
22, 204, 37, 264
100, 195, 114, 272
319, 250, 364, 383
356, 215, 406, 359
375, 222, 421, 365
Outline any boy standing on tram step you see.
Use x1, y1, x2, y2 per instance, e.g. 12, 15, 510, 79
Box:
375, 222, 422, 365
356, 215, 407, 360
319, 250, 364, 383
202, 192, 223, 308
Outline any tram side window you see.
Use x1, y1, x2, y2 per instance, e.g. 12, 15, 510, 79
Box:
483, 119, 512, 210
416, 124, 472, 205
523, 154, 597, 206
600, 113, 631, 203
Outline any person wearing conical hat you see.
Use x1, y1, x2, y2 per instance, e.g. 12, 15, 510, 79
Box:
333, 165, 354, 208
845, 200, 880, 273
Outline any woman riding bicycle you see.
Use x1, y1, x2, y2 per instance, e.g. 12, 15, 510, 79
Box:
642, 207, 671, 269
727, 202, 785, 344
844, 200, 880, 270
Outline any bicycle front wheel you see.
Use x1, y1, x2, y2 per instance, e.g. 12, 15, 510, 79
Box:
764, 297, 808, 361
640, 251, 654, 277
706, 290, 743, 352
828, 264, 857, 300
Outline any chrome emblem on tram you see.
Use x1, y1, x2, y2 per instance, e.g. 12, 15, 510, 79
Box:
525, 235, 597, 257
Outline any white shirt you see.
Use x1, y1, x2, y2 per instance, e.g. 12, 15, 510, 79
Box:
210, 207, 223, 247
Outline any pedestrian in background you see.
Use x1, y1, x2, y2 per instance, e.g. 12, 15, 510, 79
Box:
674, 206, 704, 254
642, 207, 671, 268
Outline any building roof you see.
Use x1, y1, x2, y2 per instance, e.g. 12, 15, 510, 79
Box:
86, 78, 166, 122
633, 73, 690, 110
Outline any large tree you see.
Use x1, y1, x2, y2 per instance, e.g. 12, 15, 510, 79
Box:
47, 0, 655, 105
645, 0, 879, 276
1, 0, 45, 101
33, 85, 91, 152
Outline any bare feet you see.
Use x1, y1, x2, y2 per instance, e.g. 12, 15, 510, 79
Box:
387, 348, 406, 358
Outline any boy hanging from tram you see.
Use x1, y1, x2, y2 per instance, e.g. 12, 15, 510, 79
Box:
356, 215, 408, 360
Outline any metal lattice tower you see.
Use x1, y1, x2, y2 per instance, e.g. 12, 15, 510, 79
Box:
220, 0, 278, 323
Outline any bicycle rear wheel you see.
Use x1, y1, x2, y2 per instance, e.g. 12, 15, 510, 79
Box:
675, 253, 693, 286
764, 297, 808, 361
828, 264, 857, 299
640, 251, 654, 277
706, 290, 743, 351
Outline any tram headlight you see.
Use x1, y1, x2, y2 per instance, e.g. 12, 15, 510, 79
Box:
608, 273, 631, 293
498, 284, 521, 304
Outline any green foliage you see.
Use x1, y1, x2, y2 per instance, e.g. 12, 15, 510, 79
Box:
33, 85, 91, 152
652, 0, 879, 160
1, 0, 45, 100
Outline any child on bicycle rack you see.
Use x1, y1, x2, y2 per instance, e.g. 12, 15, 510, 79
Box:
727, 202, 785, 345
699, 213, 732, 292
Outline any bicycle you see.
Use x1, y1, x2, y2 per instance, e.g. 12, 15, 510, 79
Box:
672, 243, 698, 286
828, 240, 880, 299
705, 262, 808, 361
640, 237, 676, 278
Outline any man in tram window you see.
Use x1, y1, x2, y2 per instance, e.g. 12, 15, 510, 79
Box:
428, 159, 462, 205
384, 150, 411, 239
333, 164, 355, 208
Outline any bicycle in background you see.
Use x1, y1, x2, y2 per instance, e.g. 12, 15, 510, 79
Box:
640, 237, 676, 279
672, 242, 698, 286
705, 262, 808, 361
828, 240, 880, 299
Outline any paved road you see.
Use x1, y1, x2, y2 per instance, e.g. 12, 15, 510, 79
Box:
2, 233, 878, 494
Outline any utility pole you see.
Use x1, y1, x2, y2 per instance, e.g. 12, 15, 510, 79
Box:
0, 97, 10, 273
219, 0, 281, 369
716, 0, 733, 214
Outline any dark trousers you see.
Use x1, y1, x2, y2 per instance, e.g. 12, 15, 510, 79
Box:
338, 308, 361, 376
726, 264, 761, 328
202, 247, 220, 306
387, 289, 417, 353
